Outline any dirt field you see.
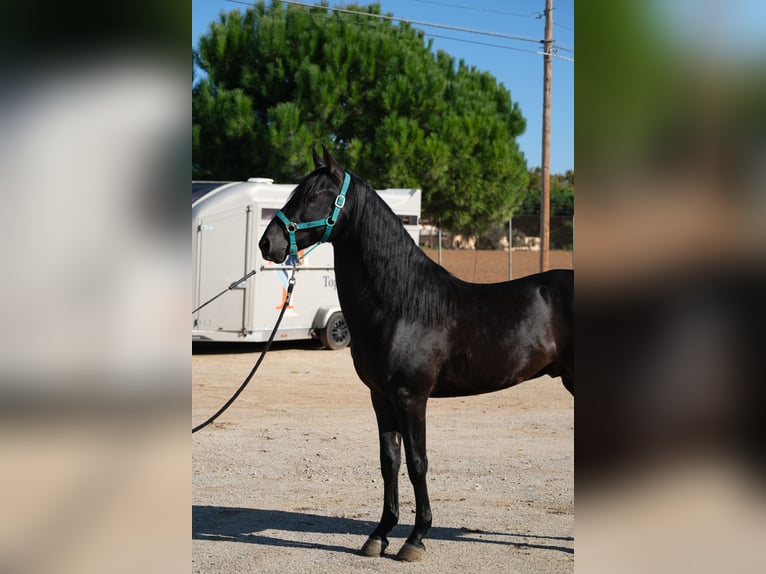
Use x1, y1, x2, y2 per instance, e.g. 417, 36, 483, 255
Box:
192, 250, 574, 573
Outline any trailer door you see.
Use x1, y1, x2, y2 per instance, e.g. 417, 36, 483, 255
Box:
195, 207, 251, 334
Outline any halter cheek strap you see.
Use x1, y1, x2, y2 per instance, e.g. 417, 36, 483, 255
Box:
275, 172, 350, 261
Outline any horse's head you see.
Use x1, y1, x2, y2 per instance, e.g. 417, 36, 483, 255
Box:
259, 146, 350, 263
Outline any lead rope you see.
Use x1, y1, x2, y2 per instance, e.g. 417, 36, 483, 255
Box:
192, 265, 297, 434
192, 269, 256, 315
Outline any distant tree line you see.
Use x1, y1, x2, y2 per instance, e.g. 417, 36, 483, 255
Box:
518, 167, 574, 217
507, 167, 573, 250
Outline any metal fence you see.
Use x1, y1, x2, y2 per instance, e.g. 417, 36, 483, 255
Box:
420, 215, 573, 251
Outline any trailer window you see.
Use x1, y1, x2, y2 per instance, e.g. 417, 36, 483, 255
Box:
261, 208, 279, 221
398, 215, 418, 226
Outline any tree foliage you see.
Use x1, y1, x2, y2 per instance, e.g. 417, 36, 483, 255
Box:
193, 1, 528, 234
519, 167, 574, 216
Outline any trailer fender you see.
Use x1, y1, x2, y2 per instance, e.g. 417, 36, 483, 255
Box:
312, 306, 342, 332
313, 307, 350, 350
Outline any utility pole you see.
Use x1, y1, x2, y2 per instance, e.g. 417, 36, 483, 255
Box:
540, 0, 553, 272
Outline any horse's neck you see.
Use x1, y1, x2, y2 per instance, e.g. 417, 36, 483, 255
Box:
334, 187, 412, 292
332, 185, 450, 323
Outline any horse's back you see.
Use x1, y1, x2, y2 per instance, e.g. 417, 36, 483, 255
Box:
456, 268, 572, 323
425, 269, 573, 398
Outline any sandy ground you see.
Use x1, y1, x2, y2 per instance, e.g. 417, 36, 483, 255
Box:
192, 250, 573, 573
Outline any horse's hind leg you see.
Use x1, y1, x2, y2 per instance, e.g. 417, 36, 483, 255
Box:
360, 391, 402, 557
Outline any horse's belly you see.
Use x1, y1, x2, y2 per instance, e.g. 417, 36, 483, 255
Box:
347, 319, 557, 399
431, 347, 555, 398
431, 371, 520, 398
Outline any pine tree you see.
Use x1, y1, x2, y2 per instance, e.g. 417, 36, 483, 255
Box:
193, 1, 528, 235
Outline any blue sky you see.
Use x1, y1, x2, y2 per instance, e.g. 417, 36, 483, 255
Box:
192, 0, 574, 174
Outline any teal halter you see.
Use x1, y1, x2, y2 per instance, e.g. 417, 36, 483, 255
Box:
275, 171, 350, 262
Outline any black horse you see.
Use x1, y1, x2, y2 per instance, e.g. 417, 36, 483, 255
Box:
259, 147, 574, 561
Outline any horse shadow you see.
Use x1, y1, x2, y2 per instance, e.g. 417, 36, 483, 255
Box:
192, 505, 573, 557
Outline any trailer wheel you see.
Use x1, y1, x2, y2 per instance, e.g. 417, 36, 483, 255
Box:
319, 312, 350, 350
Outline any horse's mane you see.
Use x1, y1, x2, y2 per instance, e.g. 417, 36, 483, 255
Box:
340, 172, 458, 325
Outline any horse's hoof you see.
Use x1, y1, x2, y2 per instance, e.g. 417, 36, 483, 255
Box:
359, 536, 388, 557
396, 542, 425, 562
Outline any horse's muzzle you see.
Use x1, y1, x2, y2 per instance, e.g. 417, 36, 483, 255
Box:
259, 220, 289, 263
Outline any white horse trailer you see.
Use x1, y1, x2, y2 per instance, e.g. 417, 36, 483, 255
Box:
192, 178, 421, 348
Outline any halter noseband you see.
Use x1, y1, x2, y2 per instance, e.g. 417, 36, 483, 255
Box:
275, 171, 350, 261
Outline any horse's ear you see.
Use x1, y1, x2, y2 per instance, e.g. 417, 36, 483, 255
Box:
312, 147, 324, 169
322, 144, 344, 182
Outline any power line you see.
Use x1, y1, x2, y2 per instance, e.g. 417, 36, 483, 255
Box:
424, 31, 542, 55
425, 32, 573, 62
223, 0, 573, 61
412, 0, 538, 20
551, 4, 574, 32
412, 0, 574, 46
226, 0, 544, 44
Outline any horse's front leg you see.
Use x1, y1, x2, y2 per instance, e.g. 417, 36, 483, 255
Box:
393, 388, 431, 562
360, 391, 401, 557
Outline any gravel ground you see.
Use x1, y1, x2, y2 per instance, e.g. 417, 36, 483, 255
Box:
192, 342, 573, 573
